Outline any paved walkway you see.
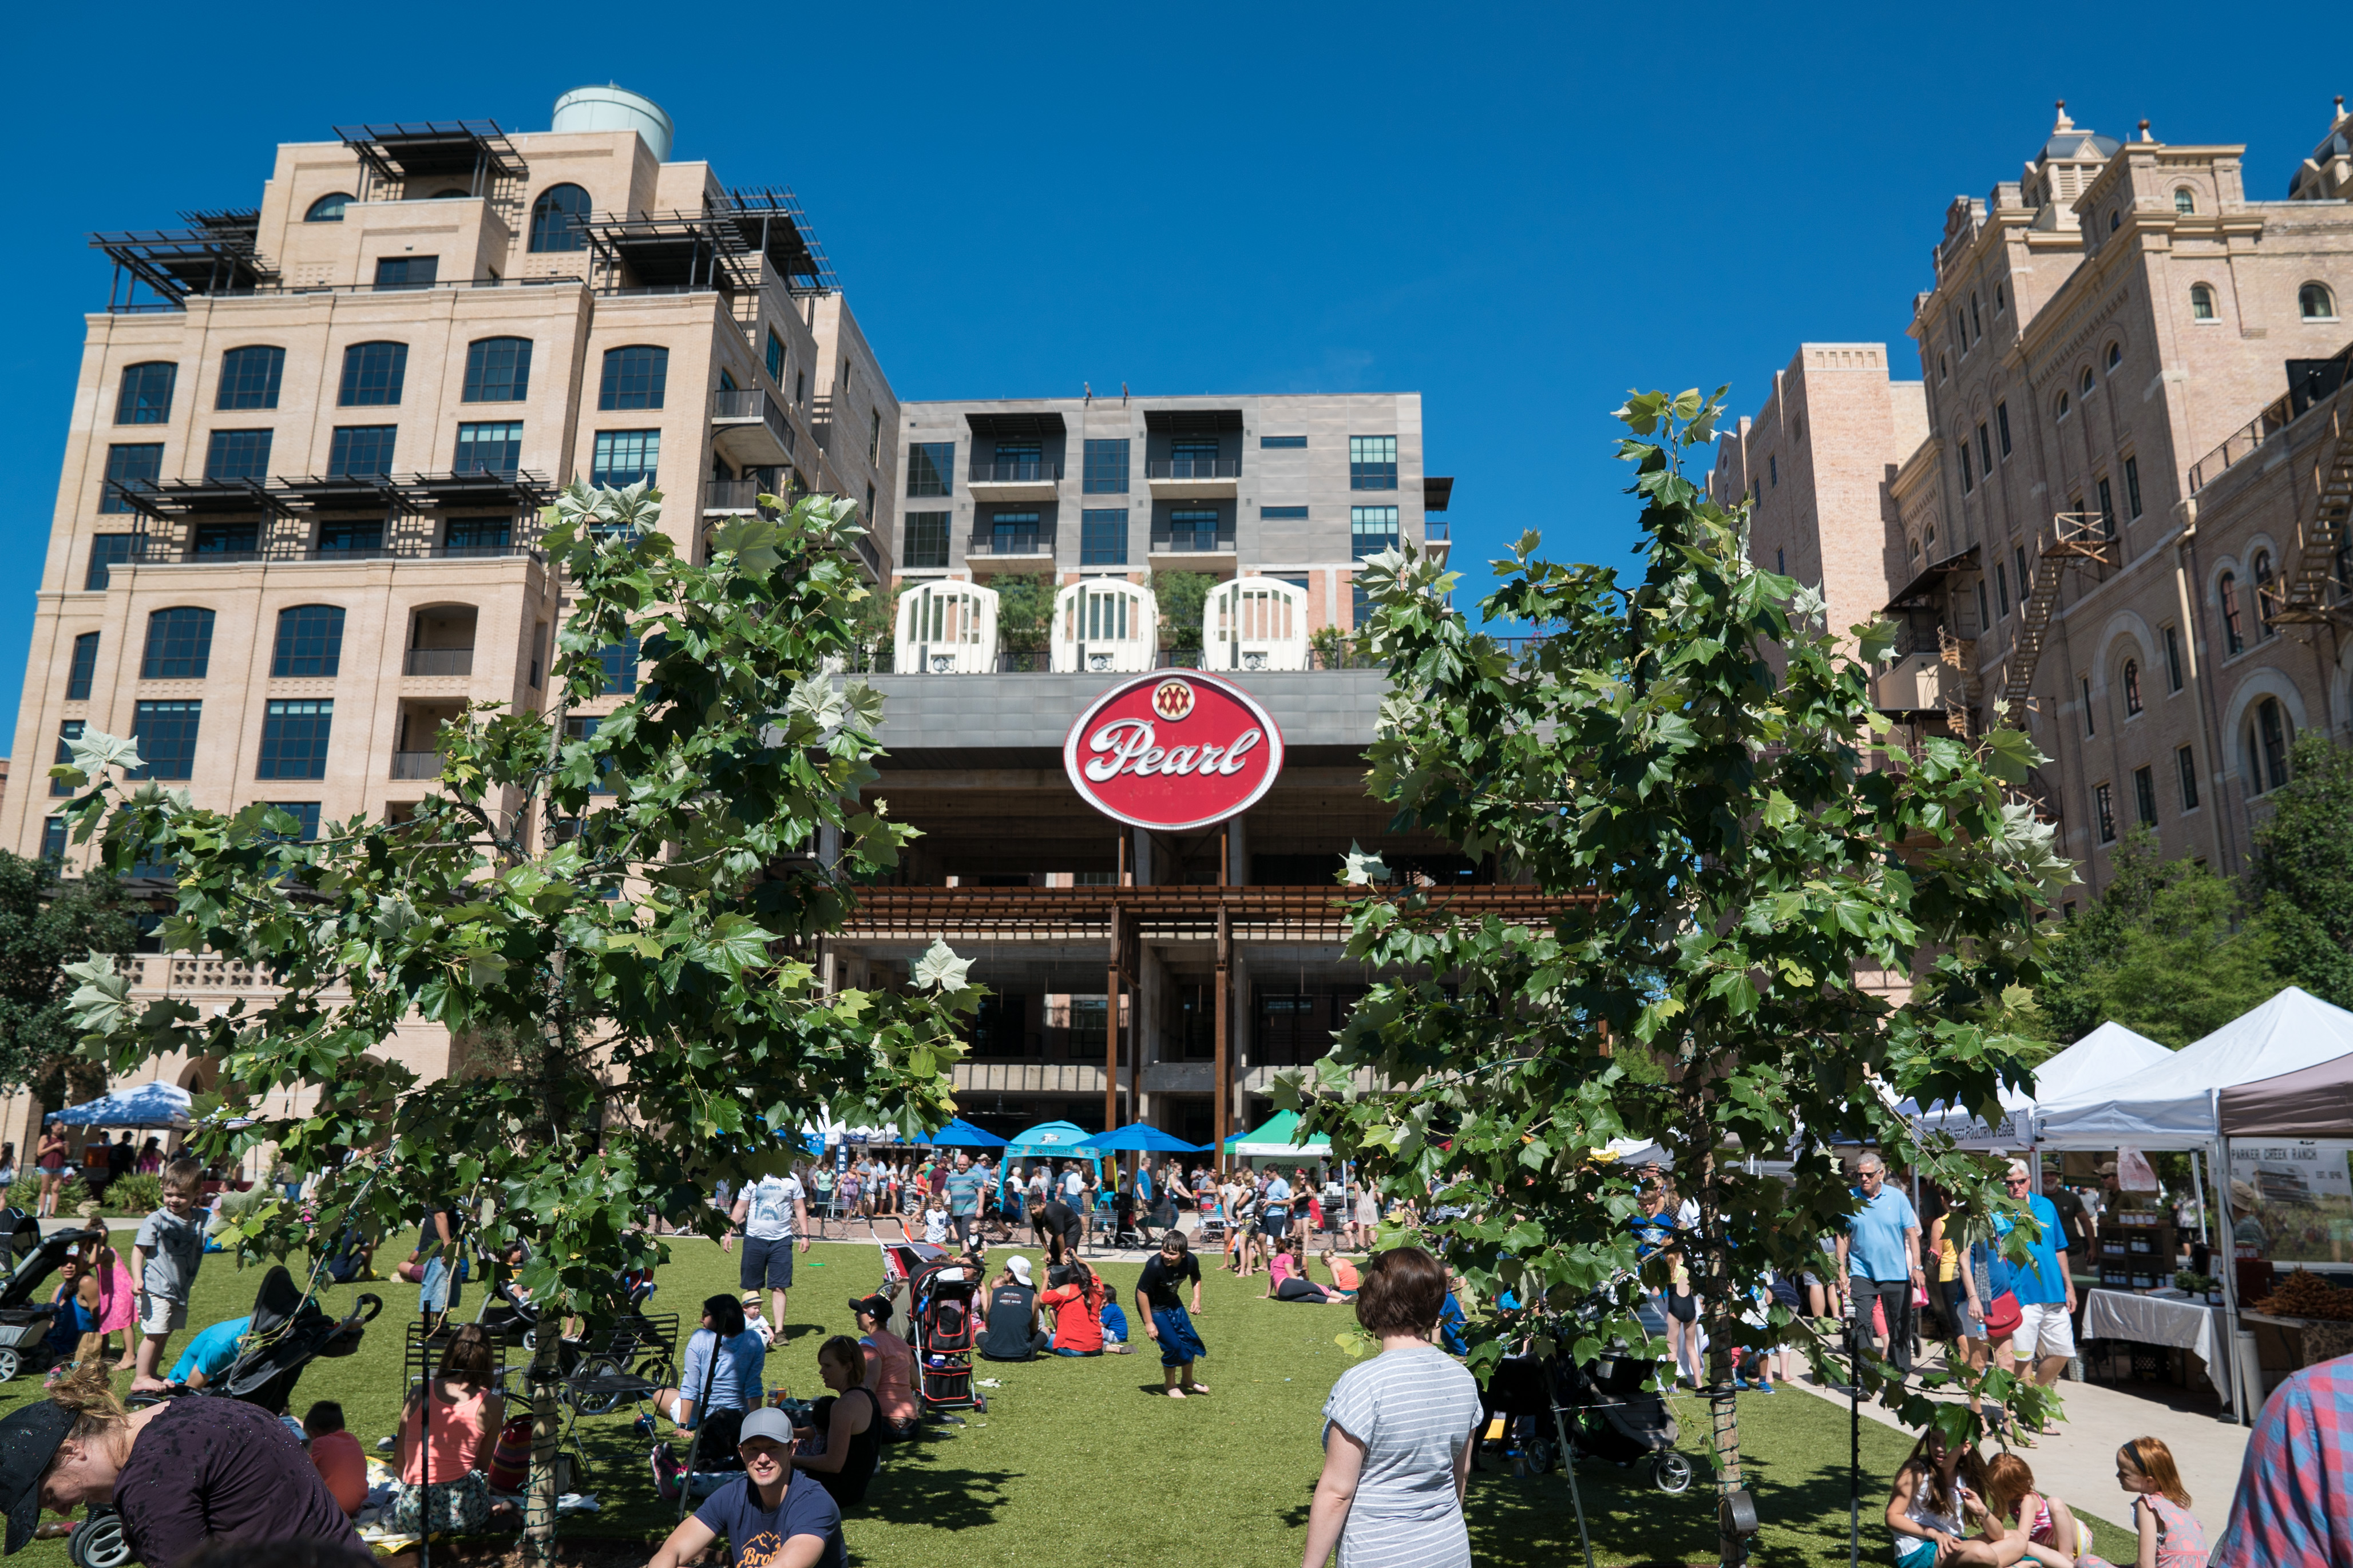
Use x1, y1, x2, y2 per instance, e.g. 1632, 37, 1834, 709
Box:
1785, 1347, 2250, 1541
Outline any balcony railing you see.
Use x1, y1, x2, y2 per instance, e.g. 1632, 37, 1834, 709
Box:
1425, 518, 1450, 541
1145, 458, 1242, 480
2188, 341, 2353, 492
403, 648, 475, 677
711, 386, 796, 455
969, 459, 1063, 484
704, 479, 783, 515
1153, 532, 1229, 554
390, 751, 445, 780
104, 274, 587, 314
969, 529, 1052, 557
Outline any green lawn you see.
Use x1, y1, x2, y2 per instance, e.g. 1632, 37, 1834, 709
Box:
1, 1234, 2135, 1566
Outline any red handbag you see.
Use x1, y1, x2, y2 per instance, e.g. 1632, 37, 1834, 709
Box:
1982, 1291, 2023, 1338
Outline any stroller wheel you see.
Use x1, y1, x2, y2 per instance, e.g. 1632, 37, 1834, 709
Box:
70, 1507, 133, 1568
568, 1358, 625, 1416
0, 1347, 19, 1383
1651, 1452, 1694, 1495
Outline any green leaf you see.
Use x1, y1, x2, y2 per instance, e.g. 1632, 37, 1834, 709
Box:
913, 938, 973, 993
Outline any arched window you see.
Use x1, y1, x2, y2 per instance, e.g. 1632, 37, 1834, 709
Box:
2246, 697, 2292, 794
1909, 536, 1922, 564
140, 608, 216, 680
2057, 390, 2071, 419
271, 605, 346, 678
2106, 342, 2123, 373
528, 184, 591, 252
426, 188, 472, 200
216, 346, 285, 411
599, 346, 668, 411
2108, 209, 2120, 233
2253, 550, 2276, 638
304, 192, 351, 223
2190, 283, 2217, 321
2079, 366, 2096, 396
2219, 571, 2245, 654
2173, 188, 2196, 215
115, 362, 176, 426
2123, 659, 2143, 716
2301, 283, 2339, 320
462, 337, 533, 403
338, 341, 408, 407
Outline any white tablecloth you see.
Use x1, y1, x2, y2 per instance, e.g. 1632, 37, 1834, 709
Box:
2082, 1288, 2231, 1402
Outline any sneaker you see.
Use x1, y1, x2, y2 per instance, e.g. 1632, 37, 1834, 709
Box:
375, 1436, 397, 1452
649, 1442, 682, 1502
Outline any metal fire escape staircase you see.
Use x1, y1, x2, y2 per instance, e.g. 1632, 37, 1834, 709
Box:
1998, 511, 2117, 728
2259, 399, 2353, 631
1936, 625, 1980, 739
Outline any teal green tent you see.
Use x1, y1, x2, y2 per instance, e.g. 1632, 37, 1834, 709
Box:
1222, 1110, 1332, 1158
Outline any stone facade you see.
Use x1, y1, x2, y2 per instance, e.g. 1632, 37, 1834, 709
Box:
1718, 101, 2353, 902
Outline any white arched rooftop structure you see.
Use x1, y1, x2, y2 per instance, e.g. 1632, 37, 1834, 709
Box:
895, 581, 998, 674
1052, 579, 1157, 673
1205, 575, 1309, 672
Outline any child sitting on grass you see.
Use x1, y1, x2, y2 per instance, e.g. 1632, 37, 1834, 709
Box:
1983, 1452, 2079, 1568
304, 1400, 367, 1518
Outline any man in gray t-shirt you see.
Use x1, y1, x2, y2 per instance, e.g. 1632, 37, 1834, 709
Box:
723, 1170, 807, 1343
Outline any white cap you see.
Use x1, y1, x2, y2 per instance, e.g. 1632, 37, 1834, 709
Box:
1007, 1256, 1033, 1285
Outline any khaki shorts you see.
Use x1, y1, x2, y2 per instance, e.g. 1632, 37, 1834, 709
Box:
141, 1296, 188, 1336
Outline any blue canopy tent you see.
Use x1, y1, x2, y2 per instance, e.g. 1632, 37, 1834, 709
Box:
914, 1118, 1009, 1148
1090, 1122, 1209, 1154
51, 1080, 191, 1130
1004, 1121, 1104, 1160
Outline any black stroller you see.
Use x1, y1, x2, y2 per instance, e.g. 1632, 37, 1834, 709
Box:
1480, 1334, 1691, 1495
0, 1225, 104, 1384
900, 1247, 984, 1416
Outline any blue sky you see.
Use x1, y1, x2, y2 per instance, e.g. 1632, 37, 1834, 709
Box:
2, 3, 2339, 752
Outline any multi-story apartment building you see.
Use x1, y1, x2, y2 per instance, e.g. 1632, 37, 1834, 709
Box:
893, 392, 1449, 636
0, 87, 904, 1145
1716, 100, 2353, 897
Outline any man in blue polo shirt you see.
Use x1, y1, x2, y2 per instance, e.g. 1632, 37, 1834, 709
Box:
1834, 1150, 1923, 1386
1994, 1158, 2077, 1398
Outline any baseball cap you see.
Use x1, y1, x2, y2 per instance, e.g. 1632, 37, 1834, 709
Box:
847, 1294, 892, 1321
0, 1400, 75, 1554
738, 1407, 794, 1447
1007, 1256, 1033, 1286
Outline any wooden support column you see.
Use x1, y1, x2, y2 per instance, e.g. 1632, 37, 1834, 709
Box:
1105, 906, 1122, 1134
1214, 905, 1231, 1170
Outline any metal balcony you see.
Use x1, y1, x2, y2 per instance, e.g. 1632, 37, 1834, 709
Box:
966, 459, 1062, 501
710, 387, 797, 468
390, 751, 445, 780
403, 648, 474, 677
1145, 456, 1242, 498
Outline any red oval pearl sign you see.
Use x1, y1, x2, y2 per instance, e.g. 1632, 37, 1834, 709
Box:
1062, 672, 1286, 831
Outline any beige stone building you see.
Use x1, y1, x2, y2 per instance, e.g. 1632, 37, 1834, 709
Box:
0, 87, 899, 1148
1716, 100, 2353, 902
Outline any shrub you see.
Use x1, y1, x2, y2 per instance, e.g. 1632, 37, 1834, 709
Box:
106, 1173, 164, 1214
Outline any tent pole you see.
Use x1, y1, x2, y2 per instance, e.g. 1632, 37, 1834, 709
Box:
2206, 1107, 2246, 1426
2189, 1149, 2208, 1247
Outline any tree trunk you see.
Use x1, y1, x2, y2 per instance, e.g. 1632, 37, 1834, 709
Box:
524, 1336, 560, 1565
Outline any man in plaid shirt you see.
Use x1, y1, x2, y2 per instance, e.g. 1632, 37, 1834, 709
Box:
2211, 1351, 2353, 1566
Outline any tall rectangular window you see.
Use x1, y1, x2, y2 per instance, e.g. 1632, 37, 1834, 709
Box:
988, 511, 1041, 554
2177, 745, 2200, 811
338, 342, 408, 407
765, 330, 785, 383
1996, 401, 2012, 456
2014, 545, 2031, 601
66, 633, 100, 701
1348, 436, 1397, 490
2124, 455, 2142, 519
591, 430, 660, 489
256, 699, 332, 779
902, 512, 949, 569
52, 721, 83, 797
204, 428, 272, 481
1977, 423, 1992, 473
1960, 442, 1975, 493
1259, 435, 1307, 449
264, 802, 323, 841
1082, 439, 1130, 494
326, 425, 397, 478
444, 517, 512, 555
141, 608, 215, 679
2164, 626, 2184, 692
1350, 505, 1400, 559
2097, 477, 2116, 537
598, 346, 669, 411
41, 818, 67, 862
372, 255, 437, 290
1166, 509, 1219, 553
85, 535, 137, 590
272, 605, 346, 677
597, 636, 640, 696
906, 442, 954, 498
1995, 562, 2011, 618
2081, 675, 2095, 737
1080, 509, 1127, 565
115, 363, 177, 426
1976, 579, 1991, 631
2133, 765, 2157, 828
461, 338, 532, 403
2095, 781, 2117, 844
129, 700, 201, 781
99, 444, 162, 514
454, 421, 522, 476
216, 347, 285, 410
869, 409, 882, 465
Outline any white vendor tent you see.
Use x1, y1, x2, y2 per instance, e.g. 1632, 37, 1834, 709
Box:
2035, 986, 2353, 1149
1907, 1020, 2173, 1145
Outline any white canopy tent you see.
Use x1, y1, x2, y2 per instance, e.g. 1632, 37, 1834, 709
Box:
2035, 986, 2353, 1149
1907, 1021, 2173, 1146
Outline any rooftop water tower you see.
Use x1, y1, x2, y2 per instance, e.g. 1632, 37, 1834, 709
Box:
550, 85, 675, 161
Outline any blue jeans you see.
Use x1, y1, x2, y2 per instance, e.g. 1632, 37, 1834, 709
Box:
419, 1253, 459, 1314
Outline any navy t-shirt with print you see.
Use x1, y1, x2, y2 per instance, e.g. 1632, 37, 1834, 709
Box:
693, 1469, 845, 1568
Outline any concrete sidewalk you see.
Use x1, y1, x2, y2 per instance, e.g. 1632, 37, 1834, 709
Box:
1784, 1348, 2249, 1542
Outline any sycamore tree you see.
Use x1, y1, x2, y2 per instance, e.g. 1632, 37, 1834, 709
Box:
53, 484, 974, 1557
1289, 389, 2076, 1560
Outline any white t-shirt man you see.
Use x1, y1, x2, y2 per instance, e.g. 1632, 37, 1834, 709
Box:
743, 1173, 805, 1242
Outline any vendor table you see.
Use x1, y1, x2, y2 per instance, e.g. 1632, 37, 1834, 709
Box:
2082, 1288, 2233, 1403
